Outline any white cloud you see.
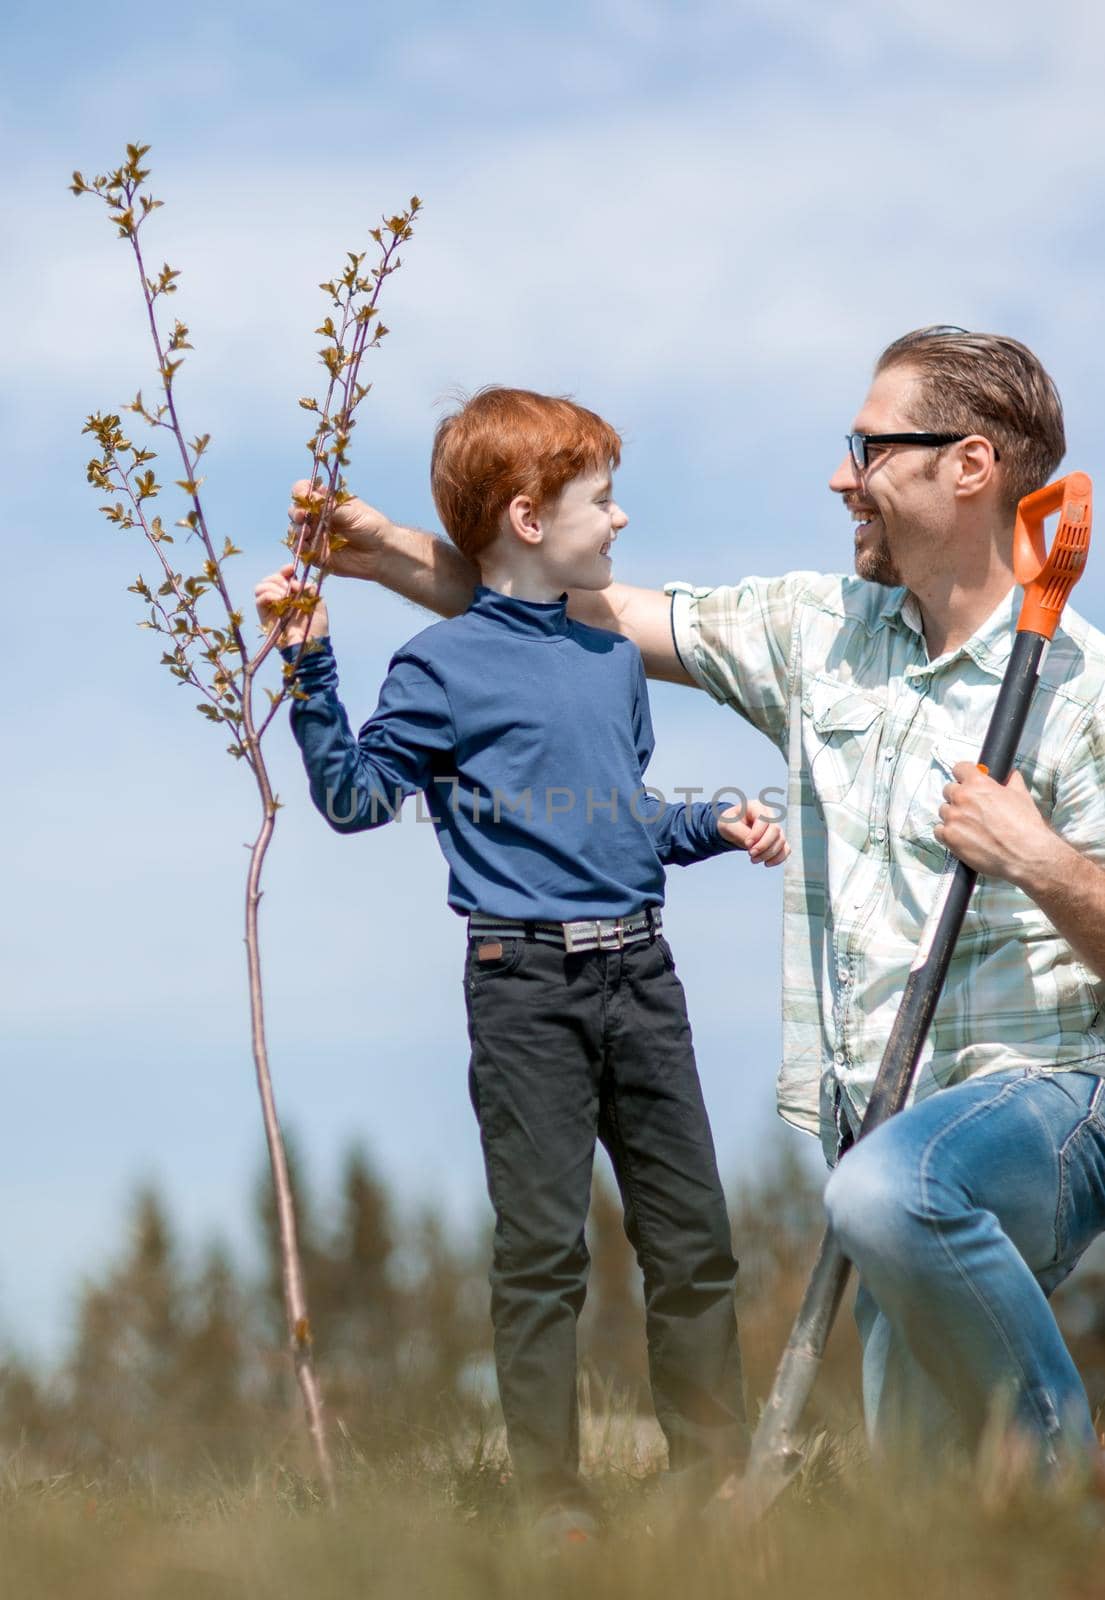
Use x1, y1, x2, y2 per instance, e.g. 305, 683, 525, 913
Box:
16, 44, 1105, 480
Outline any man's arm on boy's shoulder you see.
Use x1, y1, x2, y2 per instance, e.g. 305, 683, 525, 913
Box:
593, 582, 694, 685
303, 490, 696, 687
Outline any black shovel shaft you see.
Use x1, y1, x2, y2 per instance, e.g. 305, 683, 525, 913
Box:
744, 1229, 850, 1489
746, 628, 1048, 1485
861, 629, 1045, 1129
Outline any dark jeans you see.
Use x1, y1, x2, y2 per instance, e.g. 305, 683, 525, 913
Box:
463, 928, 747, 1503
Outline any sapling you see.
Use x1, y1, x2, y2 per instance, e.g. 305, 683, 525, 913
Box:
73, 142, 420, 1502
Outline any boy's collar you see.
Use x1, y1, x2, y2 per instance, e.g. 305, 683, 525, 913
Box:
469, 584, 571, 639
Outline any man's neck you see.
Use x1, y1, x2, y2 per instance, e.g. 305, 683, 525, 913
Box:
903, 513, 1017, 659
912, 564, 1016, 659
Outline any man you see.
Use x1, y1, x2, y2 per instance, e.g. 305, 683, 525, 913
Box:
292, 327, 1105, 1468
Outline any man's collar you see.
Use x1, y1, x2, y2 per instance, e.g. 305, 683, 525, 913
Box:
881, 584, 1019, 680
876, 585, 911, 627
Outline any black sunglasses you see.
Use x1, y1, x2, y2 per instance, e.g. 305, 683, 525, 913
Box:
846, 432, 1001, 472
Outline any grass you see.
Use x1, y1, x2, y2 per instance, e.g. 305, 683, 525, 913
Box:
3, 1404, 1104, 1600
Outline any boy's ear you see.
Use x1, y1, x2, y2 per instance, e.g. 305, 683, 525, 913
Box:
505, 493, 543, 546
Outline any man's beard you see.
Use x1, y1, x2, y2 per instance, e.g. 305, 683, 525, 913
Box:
854, 526, 902, 587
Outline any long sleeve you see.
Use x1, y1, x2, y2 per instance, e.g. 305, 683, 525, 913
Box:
630, 654, 740, 867
279, 637, 455, 834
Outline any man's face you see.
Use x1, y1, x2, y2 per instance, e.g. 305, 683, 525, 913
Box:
829, 364, 955, 588
536, 466, 628, 592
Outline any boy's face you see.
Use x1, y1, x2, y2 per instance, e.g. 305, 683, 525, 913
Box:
533, 466, 628, 592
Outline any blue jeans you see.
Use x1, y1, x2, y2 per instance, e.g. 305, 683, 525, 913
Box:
823, 1067, 1105, 1466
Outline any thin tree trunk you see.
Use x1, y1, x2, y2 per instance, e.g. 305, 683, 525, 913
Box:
74, 151, 418, 1504
243, 791, 337, 1505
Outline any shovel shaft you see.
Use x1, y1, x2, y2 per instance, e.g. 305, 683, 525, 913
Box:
743, 1229, 849, 1488
863, 628, 1046, 1129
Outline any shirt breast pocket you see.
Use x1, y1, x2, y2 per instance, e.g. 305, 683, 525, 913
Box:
898, 746, 963, 866
803, 675, 885, 807
899, 735, 1018, 868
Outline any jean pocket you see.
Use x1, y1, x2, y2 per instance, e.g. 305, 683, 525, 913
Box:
466, 937, 524, 996
1054, 1076, 1105, 1263
657, 935, 677, 974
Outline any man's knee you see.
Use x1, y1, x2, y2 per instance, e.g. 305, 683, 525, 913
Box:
824, 1145, 918, 1270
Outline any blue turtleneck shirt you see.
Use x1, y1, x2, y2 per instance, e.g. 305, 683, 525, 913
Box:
279, 584, 738, 920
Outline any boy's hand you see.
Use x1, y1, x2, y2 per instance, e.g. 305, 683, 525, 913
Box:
717, 799, 790, 866
254, 563, 329, 647
288, 479, 393, 579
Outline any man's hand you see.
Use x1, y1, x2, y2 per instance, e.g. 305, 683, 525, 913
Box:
717, 798, 790, 866
254, 563, 329, 647
288, 478, 393, 580
938, 760, 1105, 982
935, 763, 1061, 887
283, 480, 693, 683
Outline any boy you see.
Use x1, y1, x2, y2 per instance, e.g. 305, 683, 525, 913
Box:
255, 388, 787, 1535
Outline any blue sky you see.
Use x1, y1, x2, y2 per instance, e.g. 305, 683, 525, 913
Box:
6, 0, 1105, 1358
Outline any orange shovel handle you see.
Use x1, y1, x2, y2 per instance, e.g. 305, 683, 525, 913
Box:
1013, 471, 1093, 639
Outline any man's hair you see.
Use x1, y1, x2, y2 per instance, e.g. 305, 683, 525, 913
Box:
875, 326, 1065, 512
430, 387, 622, 562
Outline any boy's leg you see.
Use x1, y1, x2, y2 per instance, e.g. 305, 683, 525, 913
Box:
597, 934, 748, 1481
824, 1067, 1105, 1468
464, 935, 605, 1506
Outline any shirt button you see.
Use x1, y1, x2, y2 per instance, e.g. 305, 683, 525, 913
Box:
874, 827, 887, 842
833, 1050, 845, 1065
884, 749, 895, 762
837, 962, 848, 980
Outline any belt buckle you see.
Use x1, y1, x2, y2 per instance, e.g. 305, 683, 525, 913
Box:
564, 920, 597, 954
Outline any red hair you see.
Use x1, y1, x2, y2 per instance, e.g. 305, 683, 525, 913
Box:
430, 387, 622, 562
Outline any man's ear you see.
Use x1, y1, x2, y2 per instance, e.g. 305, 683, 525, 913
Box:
505, 493, 543, 546
954, 437, 999, 502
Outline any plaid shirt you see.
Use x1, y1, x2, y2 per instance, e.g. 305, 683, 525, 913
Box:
667, 573, 1105, 1162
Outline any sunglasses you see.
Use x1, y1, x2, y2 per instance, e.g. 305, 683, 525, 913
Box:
846, 432, 1001, 472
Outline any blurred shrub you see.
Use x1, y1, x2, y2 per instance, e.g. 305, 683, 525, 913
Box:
5, 1130, 1100, 1477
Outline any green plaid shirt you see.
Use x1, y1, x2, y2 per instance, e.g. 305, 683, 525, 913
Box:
667, 573, 1105, 1161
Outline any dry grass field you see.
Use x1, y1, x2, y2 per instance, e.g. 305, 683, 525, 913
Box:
4, 1409, 1105, 1600
6, 1140, 1105, 1597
